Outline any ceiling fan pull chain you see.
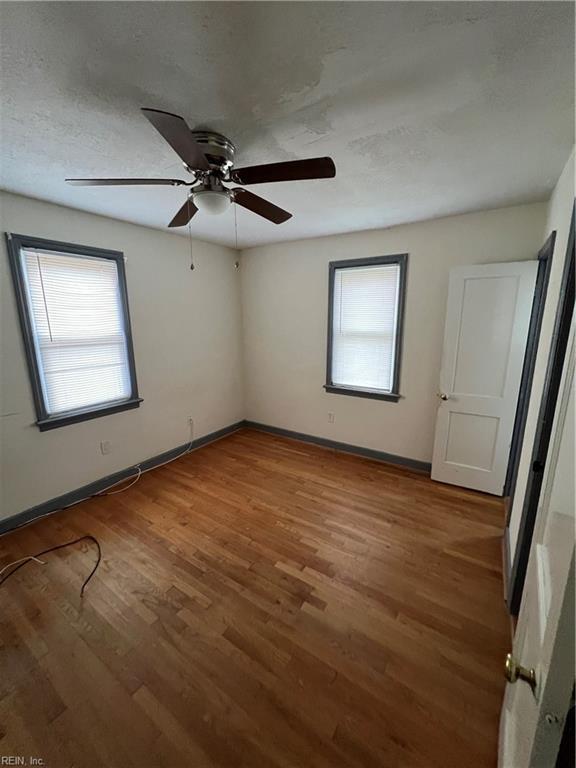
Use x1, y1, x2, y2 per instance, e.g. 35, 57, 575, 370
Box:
188, 201, 195, 271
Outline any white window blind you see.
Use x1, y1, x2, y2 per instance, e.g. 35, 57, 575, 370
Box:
331, 263, 401, 392
20, 248, 132, 416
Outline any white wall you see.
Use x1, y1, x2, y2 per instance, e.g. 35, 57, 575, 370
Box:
240, 203, 547, 464
0, 191, 555, 524
0, 192, 244, 521
508, 150, 575, 562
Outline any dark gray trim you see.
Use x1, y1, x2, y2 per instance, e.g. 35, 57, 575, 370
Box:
0, 421, 245, 536
507, 203, 575, 615
5, 232, 141, 430
243, 420, 431, 472
504, 232, 556, 500
324, 385, 401, 402
325, 253, 407, 402
36, 398, 143, 431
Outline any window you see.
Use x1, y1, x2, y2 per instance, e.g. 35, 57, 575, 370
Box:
325, 254, 407, 401
7, 234, 141, 430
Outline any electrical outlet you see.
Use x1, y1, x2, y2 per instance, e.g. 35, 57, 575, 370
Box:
100, 440, 112, 455
328, 412, 335, 424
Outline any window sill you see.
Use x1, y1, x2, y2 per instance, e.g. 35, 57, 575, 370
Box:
36, 398, 143, 431
324, 385, 401, 402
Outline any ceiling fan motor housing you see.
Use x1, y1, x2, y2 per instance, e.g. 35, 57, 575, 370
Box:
190, 130, 236, 174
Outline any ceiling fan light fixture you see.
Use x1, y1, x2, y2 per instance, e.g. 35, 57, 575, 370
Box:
192, 189, 230, 215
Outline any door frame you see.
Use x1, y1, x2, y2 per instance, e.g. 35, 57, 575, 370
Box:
507, 204, 575, 615
504, 232, 556, 499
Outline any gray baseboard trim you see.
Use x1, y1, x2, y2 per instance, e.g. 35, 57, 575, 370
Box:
0, 421, 244, 536
1, 419, 430, 537
242, 420, 432, 473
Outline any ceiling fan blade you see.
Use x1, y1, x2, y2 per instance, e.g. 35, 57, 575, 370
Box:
141, 108, 209, 171
168, 198, 198, 228
232, 188, 292, 224
66, 178, 188, 186
231, 157, 335, 185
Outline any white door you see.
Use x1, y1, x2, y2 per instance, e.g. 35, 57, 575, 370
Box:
432, 261, 538, 494
499, 325, 575, 768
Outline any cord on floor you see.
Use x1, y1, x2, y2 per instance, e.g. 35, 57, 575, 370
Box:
0, 421, 196, 536
0, 535, 101, 596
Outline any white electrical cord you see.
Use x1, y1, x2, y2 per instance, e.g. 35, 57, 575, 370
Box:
98, 420, 194, 496
0, 420, 196, 537
99, 465, 143, 495
0, 555, 46, 577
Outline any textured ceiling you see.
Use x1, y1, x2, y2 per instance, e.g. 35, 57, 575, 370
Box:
0, 2, 574, 248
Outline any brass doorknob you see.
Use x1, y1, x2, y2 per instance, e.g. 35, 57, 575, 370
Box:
436, 392, 449, 401
505, 653, 536, 692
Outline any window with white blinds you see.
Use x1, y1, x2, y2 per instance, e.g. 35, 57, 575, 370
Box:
8, 235, 139, 429
327, 255, 406, 398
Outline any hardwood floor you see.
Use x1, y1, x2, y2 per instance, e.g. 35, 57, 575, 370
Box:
0, 428, 509, 768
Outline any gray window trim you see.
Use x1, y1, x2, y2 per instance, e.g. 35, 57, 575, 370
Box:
6, 232, 142, 431
325, 253, 408, 402
507, 203, 575, 615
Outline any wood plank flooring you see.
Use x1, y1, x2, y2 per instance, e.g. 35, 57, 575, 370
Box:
0, 428, 509, 768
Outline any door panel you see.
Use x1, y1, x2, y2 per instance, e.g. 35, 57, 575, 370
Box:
499, 327, 575, 768
452, 276, 518, 397
432, 262, 538, 494
444, 412, 499, 470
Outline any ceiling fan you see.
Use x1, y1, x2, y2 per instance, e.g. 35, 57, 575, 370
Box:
66, 108, 336, 227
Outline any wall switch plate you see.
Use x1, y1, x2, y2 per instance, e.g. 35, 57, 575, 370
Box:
328, 412, 335, 424
100, 440, 112, 455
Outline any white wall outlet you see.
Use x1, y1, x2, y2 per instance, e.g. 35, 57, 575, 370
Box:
328, 412, 335, 424
100, 440, 112, 455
